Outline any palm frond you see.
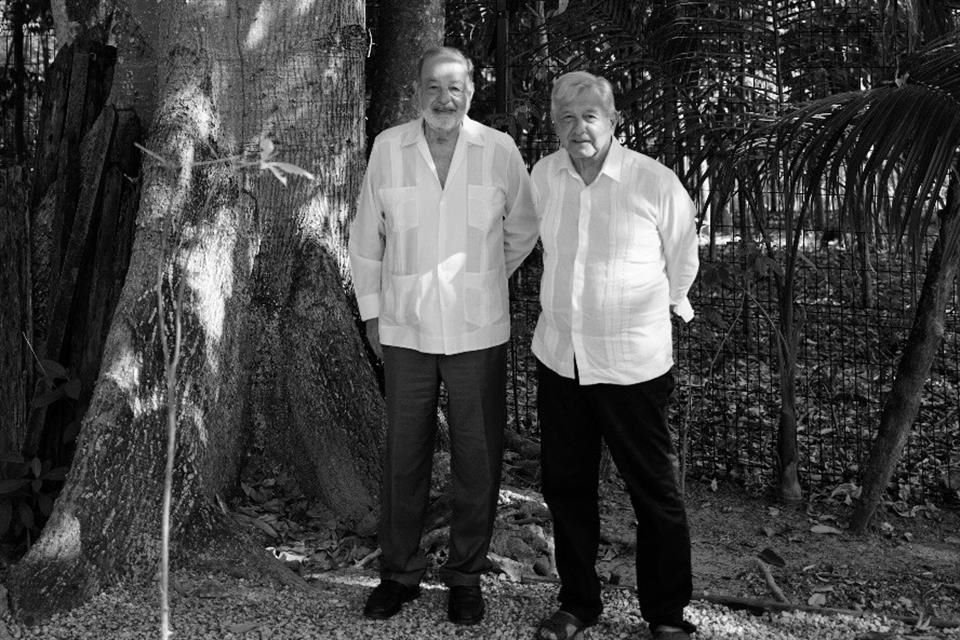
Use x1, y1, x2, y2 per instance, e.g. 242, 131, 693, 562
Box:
732, 35, 960, 257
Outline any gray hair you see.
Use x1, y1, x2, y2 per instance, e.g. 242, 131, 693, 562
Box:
416, 46, 475, 92
551, 71, 617, 121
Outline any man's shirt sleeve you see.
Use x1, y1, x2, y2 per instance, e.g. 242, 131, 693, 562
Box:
348, 141, 386, 321
502, 142, 539, 278
659, 172, 700, 323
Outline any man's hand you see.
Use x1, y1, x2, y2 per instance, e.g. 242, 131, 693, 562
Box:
365, 318, 383, 360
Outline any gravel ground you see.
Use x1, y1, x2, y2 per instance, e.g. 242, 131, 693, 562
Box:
2, 568, 956, 640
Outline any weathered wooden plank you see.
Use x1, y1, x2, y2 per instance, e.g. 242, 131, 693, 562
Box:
61, 43, 90, 146
24, 41, 122, 458
80, 45, 116, 139
77, 111, 141, 411
0, 167, 31, 452
42, 107, 116, 364
30, 40, 115, 350
29, 44, 72, 210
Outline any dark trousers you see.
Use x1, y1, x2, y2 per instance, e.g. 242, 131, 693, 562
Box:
379, 344, 507, 587
537, 360, 693, 627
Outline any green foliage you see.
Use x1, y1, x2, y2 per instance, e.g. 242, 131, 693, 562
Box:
30, 358, 81, 410
0, 357, 83, 553
0, 451, 67, 549
2, 0, 53, 25
729, 36, 960, 264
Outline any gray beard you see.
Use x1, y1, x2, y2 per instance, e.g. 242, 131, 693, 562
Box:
423, 110, 462, 132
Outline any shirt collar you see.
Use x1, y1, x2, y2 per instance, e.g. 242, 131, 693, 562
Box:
556, 138, 625, 183
400, 115, 485, 147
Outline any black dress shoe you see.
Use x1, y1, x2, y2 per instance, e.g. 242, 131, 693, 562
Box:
448, 585, 485, 625
363, 580, 420, 619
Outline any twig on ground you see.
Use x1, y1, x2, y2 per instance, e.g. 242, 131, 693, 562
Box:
420, 526, 449, 550
755, 557, 790, 604
354, 547, 382, 569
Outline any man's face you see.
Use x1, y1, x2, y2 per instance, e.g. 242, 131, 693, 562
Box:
418, 55, 472, 132
555, 92, 616, 161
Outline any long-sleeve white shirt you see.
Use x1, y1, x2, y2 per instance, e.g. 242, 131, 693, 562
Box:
531, 140, 699, 385
349, 116, 539, 354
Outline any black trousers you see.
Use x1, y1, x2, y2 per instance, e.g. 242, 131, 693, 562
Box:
537, 360, 693, 627
378, 344, 507, 587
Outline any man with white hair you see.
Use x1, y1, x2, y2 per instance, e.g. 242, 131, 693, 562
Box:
531, 70, 700, 640
349, 46, 538, 625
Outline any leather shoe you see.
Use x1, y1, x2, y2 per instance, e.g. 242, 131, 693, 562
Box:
651, 620, 697, 640
447, 585, 485, 625
362, 580, 420, 619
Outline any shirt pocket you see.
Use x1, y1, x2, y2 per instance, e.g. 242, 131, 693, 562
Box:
379, 186, 420, 231
463, 268, 506, 328
467, 185, 505, 230
383, 272, 419, 325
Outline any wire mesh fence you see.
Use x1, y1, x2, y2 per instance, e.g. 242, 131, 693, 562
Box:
505, 222, 959, 505
0, 5, 54, 160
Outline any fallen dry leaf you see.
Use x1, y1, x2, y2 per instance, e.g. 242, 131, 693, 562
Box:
810, 524, 843, 535
758, 547, 786, 567
808, 592, 827, 607
227, 621, 262, 634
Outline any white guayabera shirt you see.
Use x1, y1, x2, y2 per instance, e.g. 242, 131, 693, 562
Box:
349, 116, 538, 355
531, 140, 700, 385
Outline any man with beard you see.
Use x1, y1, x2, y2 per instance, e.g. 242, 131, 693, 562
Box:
349, 46, 538, 625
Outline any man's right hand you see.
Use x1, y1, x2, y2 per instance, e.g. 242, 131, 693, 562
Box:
365, 318, 383, 360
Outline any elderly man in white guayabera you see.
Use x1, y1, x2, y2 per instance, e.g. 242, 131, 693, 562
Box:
530, 70, 700, 640
348, 46, 538, 627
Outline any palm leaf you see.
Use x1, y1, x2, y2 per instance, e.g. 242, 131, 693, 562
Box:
731, 34, 960, 259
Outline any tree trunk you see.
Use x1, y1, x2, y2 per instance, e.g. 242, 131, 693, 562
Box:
772, 177, 802, 504
856, 223, 876, 309
775, 285, 802, 503
9, 0, 383, 622
367, 0, 444, 141
851, 184, 960, 533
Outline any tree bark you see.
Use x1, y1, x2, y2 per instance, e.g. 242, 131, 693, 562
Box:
367, 0, 444, 142
851, 182, 960, 533
9, 0, 383, 622
771, 180, 803, 504
775, 285, 802, 503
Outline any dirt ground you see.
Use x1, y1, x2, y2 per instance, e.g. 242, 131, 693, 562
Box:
231, 452, 960, 631
593, 476, 960, 624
